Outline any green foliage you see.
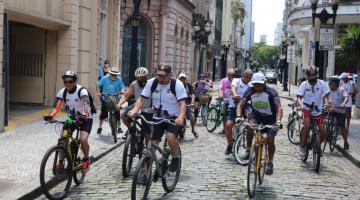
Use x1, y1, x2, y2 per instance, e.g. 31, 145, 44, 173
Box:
338, 25, 360, 70
295, 43, 302, 57
251, 43, 281, 68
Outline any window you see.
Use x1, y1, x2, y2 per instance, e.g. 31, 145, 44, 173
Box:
99, 0, 108, 59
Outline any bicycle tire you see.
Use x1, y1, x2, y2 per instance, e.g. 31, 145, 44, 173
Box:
109, 113, 117, 143
122, 131, 135, 178
258, 144, 266, 185
247, 145, 258, 199
131, 154, 152, 200
206, 107, 218, 133
313, 133, 321, 173
201, 105, 208, 126
233, 128, 249, 165
287, 117, 301, 145
162, 148, 182, 192
72, 141, 85, 185
329, 127, 338, 152
40, 145, 72, 200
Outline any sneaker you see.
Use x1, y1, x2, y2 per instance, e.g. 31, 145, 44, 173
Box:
299, 146, 306, 157
97, 128, 102, 135
225, 144, 233, 155
344, 142, 350, 150
240, 150, 250, 160
265, 162, 273, 175
169, 157, 180, 172
81, 159, 90, 174
117, 127, 123, 133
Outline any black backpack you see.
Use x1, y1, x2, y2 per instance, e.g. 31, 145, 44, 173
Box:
62, 87, 97, 114
150, 77, 177, 98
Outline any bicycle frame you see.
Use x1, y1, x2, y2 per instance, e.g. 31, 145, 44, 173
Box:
254, 131, 268, 173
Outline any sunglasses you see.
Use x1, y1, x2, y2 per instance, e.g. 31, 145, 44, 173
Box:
63, 80, 74, 85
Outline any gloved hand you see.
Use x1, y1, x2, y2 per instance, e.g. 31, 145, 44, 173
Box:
235, 116, 244, 124
43, 115, 53, 122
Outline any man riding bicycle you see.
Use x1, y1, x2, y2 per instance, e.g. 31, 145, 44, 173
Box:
297, 65, 333, 157
116, 67, 152, 143
236, 72, 283, 175
96, 67, 125, 135
328, 76, 350, 150
44, 71, 92, 173
128, 64, 187, 173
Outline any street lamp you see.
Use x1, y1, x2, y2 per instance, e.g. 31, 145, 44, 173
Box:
311, 0, 339, 27
221, 43, 230, 78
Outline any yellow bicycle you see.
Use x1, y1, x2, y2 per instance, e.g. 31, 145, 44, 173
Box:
245, 122, 281, 199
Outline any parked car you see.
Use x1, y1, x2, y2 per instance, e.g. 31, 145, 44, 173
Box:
265, 70, 278, 84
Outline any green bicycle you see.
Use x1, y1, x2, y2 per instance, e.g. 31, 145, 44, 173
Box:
206, 98, 224, 132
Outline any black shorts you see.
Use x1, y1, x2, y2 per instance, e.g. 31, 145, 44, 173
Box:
248, 113, 277, 136
100, 99, 120, 121
79, 119, 93, 134
333, 112, 346, 128
152, 118, 179, 141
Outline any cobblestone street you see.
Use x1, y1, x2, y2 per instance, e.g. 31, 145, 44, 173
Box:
34, 98, 360, 200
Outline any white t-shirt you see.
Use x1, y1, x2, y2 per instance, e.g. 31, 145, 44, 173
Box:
231, 78, 252, 99
340, 81, 354, 108
56, 84, 93, 118
297, 80, 330, 116
141, 78, 188, 117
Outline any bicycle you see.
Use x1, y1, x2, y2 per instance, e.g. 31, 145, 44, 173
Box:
287, 102, 303, 145
40, 113, 87, 200
323, 108, 339, 153
246, 122, 281, 199
131, 113, 182, 200
300, 104, 323, 173
232, 120, 249, 165
206, 98, 224, 133
103, 94, 121, 143
122, 109, 148, 178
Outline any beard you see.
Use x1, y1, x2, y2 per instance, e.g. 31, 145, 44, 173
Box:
137, 80, 147, 87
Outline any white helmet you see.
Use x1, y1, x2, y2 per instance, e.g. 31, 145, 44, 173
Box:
251, 72, 266, 84
135, 67, 149, 77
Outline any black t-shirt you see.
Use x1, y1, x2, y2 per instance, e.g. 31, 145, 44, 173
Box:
183, 82, 194, 105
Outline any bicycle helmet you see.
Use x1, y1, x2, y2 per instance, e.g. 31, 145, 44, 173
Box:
305, 65, 319, 76
135, 67, 149, 77
328, 76, 340, 85
62, 71, 78, 80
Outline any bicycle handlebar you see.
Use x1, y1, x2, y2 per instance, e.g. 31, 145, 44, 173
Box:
134, 113, 177, 126
243, 122, 275, 131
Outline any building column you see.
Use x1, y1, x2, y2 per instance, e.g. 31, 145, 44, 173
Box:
0, 0, 5, 132
158, 8, 168, 64
326, 50, 335, 78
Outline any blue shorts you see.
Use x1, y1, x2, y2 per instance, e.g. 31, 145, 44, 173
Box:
226, 107, 237, 121
248, 113, 277, 136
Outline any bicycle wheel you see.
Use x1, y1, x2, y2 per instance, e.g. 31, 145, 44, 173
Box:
131, 154, 152, 200
162, 148, 182, 192
122, 131, 135, 178
329, 127, 338, 152
287, 117, 301, 145
247, 145, 258, 199
233, 127, 249, 165
206, 107, 218, 133
201, 105, 208, 126
109, 112, 117, 143
313, 134, 321, 173
40, 145, 72, 200
258, 145, 266, 185
72, 141, 86, 185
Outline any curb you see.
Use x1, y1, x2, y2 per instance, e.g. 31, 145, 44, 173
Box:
335, 145, 360, 168
279, 95, 296, 101
1, 141, 124, 200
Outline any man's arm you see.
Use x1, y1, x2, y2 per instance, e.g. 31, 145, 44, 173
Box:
352, 82, 358, 95
178, 100, 186, 120
231, 85, 241, 101
117, 82, 135, 107
131, 96, 146, 114
274, 97, 283, 122
236, 99, 246, 117
96, 85, 102, 97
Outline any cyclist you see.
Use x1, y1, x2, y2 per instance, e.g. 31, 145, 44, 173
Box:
96, 67, 125, 135
223, 69, 253, 155
297, 65, 332, 157
219, 68, 236, 143
328, 76, 350, 150
236, 72, 283, 175
44, 71, 92, 173
128, 64, 187, 173
339, 72, 358, 132
178, 72, 198, 138
193, 74, 209, 120
116, 67, 152, 143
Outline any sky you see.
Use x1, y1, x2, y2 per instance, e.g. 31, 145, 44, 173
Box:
252, 0, 285, 45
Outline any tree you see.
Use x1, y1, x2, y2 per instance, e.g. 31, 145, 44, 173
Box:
251, 43, 281, 68
338, 25, 360, 106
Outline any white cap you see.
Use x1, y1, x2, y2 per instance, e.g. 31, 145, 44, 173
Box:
251, 72, 266, 84
340, 72, 349, 79
178, 73, 187, 79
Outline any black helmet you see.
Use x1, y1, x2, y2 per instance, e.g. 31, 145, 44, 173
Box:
328, 76, 340, 85
62, 71, 78, 80
305, 65, 319, 76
